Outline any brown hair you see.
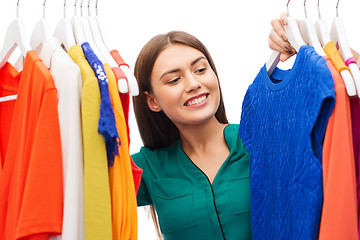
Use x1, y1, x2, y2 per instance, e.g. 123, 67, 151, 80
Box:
133, 31, 228, 238
133, 30, 228, 150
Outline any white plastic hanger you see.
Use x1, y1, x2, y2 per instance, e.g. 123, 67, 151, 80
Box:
0, 0, 31, 69
88, 0, 128, 93
71, 0, 86, 45
54, 0, 76, 51
78, 0, 106, 63
94, 0, 139, 96
14, 0, 53, 71
299, 0, 326, 56
86, 1, 120, 69
0, 0, 32, 102
330, 0, 360, 98
30, 0, 52, 51
314, 0, 357, 97
266, 0, 306, 76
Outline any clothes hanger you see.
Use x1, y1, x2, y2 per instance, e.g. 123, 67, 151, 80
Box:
330, 0, 360, 97
71, 0, 87, 45
0, 0, 32, 102
86, 0, 121, 70
266, 0, 306, 76
30, 0, 52, 51
94, 0, 139, 96
299, 0, 326, 56
14, 0, 53, 71
54, 0, 76, 51
0, 0, 31, 69
78, 0, 106, 63
90, 0, 128, 93
314, 0, 357, 97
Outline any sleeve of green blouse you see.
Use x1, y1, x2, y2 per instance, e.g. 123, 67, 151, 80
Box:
132, 151, 153, 206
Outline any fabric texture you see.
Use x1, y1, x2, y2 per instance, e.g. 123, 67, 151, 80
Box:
105, 64, 138, 240
133, 124, 251, 240
68, 44, 112, 240
82, 42, 119, 166
239, 45, 335, 240
38, 38, 85, 240
350, 96, 360, 239
0, 50, 63, 240
319, 57, 358, 240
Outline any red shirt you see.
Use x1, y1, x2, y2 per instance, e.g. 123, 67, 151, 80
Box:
0, 51, 63, 240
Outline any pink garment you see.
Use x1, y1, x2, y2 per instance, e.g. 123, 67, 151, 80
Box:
350, 96, 360, 238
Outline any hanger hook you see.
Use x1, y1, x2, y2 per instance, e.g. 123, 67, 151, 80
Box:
16, 0, 20, 18
80, 0, 84, 16
43, 0, 47, 19
317, 0, 322, 19
286, 0, 291, 15
303, 0, 308, 18
63, 0, 66, 18
88, 0, 91, 16
336, 0, 340, 17
74, 0, 78, 16
96, 0, 98, 15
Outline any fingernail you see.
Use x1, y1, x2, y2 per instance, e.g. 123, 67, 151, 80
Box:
285, 44, 293, 54
281, 34, 288, 42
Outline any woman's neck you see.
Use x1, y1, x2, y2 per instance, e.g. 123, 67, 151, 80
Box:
177, 117, 228, 155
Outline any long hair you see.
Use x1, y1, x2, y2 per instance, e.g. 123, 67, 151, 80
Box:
133, 31, 228, 150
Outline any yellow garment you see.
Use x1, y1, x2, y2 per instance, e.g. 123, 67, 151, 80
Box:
68, 45, 112, 240
104, 64, 138, 240
323, 41, 350, 73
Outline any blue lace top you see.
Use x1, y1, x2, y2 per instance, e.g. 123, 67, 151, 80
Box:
82, 42, 120, 166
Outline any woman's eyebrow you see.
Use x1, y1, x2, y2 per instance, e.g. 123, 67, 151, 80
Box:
160, 56, 206, 80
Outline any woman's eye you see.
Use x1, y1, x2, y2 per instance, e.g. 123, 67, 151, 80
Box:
168, 77, 180, 84
195, 68, 206, 74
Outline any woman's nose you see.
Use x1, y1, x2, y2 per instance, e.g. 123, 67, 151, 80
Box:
185, 73, 202, 93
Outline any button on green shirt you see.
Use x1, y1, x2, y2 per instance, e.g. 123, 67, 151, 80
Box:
132, 124, 251, 240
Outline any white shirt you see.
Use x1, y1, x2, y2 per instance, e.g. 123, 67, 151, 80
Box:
38, 38, 84, 240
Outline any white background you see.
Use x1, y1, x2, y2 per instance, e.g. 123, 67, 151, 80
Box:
1, 0, 360, 239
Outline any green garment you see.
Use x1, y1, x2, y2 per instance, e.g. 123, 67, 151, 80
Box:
132, 124, 251, 240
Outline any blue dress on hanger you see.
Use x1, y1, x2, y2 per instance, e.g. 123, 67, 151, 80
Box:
239, 45, 335, 240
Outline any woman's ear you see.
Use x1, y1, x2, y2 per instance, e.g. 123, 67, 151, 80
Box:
144, 91, 162, 112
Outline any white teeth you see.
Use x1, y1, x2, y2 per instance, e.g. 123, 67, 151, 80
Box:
186, 95, 207, 106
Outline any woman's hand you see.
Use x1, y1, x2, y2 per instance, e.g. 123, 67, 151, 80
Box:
268, 13, 297, 62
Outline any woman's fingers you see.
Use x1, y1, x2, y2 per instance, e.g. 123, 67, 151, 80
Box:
271, 18, 288, 42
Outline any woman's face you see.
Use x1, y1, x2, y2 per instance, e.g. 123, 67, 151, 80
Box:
146, 44, 220, 127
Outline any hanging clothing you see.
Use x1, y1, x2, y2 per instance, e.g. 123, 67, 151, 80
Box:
82, 42, 119, 165
68, 44, 112, 240
323, 41, 350, 73
350, 97, 360, 239
319, 57, 358, 240
133, 124, 251, 240
110, 49, 131, 140
239, 45, 335, 240
0, 50, 63, 240
110, 49, 143, 195
37, 37, 85, 240
104, 64, 138, 240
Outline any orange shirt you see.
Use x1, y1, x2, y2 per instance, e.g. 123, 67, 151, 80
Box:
319, 57, 358, 240
110, 49, 143, 194
0, 51, 63, 240
105, 64, 138, 240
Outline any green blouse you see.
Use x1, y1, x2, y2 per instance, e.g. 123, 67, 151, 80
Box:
132, 124, 251, 240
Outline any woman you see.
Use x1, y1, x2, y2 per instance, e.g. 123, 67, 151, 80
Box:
132, 31, 251, 240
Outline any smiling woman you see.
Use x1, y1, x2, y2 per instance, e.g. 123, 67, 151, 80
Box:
132, 31, 251, 240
